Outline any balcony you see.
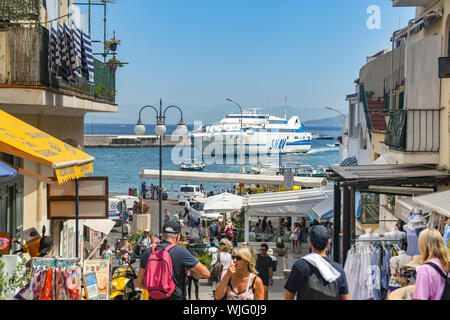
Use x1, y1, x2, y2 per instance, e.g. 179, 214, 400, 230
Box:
392, 0, 436, 7
0, 24, 116, 113
384, 109, 440, 163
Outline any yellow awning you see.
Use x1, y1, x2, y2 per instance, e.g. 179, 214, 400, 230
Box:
0, 110, 94, 184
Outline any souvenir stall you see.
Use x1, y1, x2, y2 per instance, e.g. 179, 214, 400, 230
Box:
14, 257, 82, 300
344, 228, 409, 300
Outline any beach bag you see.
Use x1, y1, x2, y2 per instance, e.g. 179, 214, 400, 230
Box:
426, 262, 450, 300
144, 244, 176, 300
301, 260, 340, 300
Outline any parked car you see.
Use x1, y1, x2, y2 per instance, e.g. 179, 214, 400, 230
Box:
178, 184, 205, 204
109, 195, 139, 226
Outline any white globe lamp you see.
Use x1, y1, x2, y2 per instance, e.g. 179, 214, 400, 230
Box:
134, 120, 146, 135
155, 123, 167, 136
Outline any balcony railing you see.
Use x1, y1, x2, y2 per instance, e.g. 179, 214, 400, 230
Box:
385, 109, 440, 152
0, 0, 40, 22
1, 23, 116, 104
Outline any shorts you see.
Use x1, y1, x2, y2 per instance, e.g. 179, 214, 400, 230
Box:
261, 277, 270, 286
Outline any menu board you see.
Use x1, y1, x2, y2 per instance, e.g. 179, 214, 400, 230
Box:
83, 273, 99, 300
83, 259, 110, 300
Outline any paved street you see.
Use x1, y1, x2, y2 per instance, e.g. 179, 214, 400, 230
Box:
107, 196, 310, 300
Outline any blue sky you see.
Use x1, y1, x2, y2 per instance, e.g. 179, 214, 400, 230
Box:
84, 0, 415, 125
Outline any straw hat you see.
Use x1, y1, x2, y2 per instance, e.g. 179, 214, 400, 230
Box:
387, 285, 415, 300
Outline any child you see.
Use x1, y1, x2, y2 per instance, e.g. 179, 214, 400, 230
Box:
102, 244, 113, 265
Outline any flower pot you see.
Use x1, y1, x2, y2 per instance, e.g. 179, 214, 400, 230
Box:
108, 42, 118, 52
276, 247, 286, 257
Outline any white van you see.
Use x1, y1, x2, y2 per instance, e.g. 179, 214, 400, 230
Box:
190, 198, 223, 222
178, 185, 205, 204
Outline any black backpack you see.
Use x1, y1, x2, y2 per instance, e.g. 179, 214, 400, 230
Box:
426, 262, 450, 300
301, 260, 340, 300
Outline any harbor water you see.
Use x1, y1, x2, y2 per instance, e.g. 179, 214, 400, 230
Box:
85, 124, 341, 196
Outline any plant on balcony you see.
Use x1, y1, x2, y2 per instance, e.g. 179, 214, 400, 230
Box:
106, 56, 124, 74
105, 39, 120, 52
94, 84, 105, 98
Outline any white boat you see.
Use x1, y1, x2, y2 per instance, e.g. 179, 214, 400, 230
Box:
179, 162, 206, 171
191, 108, 312, 155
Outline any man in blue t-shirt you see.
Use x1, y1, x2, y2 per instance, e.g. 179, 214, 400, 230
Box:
284, 225, 350, 300
136, 221, 210, 300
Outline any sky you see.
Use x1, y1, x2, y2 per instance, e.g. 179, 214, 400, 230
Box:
83, 0, 415, 125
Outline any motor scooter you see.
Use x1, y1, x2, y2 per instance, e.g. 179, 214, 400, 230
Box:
110, 254, 142, 300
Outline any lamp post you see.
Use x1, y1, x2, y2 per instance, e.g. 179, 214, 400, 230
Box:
325, 106, 345, 118
226, 98, 244, 174
134, 99, 187, 234
325, 106, 348, 160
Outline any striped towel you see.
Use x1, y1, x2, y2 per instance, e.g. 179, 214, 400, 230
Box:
71, 21, 82, 78
56, 23, 73, 82
48, 22, 58, 78
80, 30, 94, 85
64, 22, 77, 83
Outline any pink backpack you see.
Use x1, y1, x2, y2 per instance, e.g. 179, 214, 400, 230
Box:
144, 244, 176, 299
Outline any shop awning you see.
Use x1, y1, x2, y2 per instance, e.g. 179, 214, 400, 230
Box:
311, 189, 334, 222
245, 189, 329, 217
83, 219, 116, 235
0, 160, 17, 177
204, 193, 244, 213
139, 169, 328, 188
0, 110, 94, 184
412, 190, 450, 218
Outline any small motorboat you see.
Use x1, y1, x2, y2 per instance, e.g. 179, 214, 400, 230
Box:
179, 162, 206, 171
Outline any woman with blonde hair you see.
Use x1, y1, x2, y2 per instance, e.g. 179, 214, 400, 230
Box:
413, 228, 450, 300
211, 238, 234, 297
214, 246, 264, 300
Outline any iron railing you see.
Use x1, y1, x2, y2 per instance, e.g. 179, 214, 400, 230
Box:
1, 23, 116, 104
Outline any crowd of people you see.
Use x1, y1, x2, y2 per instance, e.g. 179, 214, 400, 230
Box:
129, 217, 449, 301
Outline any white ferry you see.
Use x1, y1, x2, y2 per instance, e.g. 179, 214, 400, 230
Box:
191, 109, 312, 155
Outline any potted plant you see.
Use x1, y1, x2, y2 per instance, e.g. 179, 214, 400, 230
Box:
106, 56, 124, 74
276, 239, 286, 257
105, 39, 120, 52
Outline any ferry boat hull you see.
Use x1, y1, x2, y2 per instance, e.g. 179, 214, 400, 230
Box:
191, 109, 312, 156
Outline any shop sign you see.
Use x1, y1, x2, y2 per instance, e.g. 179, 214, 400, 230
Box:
47, 177, 109, 219
284, 170, 294, 189
83, 259, 110, 300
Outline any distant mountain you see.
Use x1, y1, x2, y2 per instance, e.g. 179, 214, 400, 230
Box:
303, 115, 346, 127
84, 103, 347, 126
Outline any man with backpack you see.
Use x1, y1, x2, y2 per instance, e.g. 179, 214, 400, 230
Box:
284, 225, 350, 300
136, 221, 210, 300
208, 218, 220, 241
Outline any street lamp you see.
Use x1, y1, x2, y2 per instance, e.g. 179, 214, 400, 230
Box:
226, 98, 244, 174
134, 99, 187, 234
325, 106, 345, 118
324, 106, 348, 160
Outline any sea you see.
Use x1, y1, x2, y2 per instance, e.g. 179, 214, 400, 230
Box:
84, 124, 342, 197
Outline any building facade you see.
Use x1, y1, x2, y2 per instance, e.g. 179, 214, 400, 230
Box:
0, 0, 117, 254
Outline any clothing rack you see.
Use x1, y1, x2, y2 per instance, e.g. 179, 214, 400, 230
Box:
31, 257, 80, 268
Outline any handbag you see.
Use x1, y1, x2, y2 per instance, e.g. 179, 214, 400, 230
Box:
210, 251, 222, 282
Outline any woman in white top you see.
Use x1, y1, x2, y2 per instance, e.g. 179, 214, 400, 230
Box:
211, 239, 234, 292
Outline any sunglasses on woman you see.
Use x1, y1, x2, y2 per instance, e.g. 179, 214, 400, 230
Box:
231, 255, 243, 261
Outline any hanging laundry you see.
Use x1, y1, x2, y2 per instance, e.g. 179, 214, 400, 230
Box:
48, 20, 94, 85
80, 30, 95, 85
